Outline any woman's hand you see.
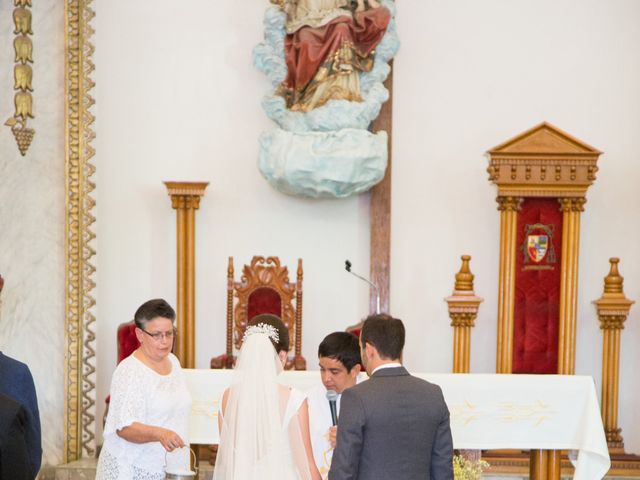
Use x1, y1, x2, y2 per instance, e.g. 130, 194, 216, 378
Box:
117, 423, 186, 451
155, 427, 185, 452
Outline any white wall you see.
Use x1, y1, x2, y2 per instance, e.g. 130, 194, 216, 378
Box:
0, 0, 66, 466
93, 0, 371, 443
95, 0, 640, 453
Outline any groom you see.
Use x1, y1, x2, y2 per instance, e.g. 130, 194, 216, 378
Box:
329, 314, 453, 480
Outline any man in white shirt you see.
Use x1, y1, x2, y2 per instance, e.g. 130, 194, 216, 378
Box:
307, 332, 362, 479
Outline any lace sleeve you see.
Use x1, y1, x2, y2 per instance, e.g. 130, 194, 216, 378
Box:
103, 359, 147, 436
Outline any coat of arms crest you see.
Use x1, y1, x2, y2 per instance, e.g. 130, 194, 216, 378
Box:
527, 235, 548, 263
521, 223, 556, 269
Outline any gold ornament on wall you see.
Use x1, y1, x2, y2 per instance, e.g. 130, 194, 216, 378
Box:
14, 35, 33, 62
64, 0, 97, 460
5, 1, 35, 156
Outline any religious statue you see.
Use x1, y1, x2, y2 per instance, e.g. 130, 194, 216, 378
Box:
254, 0, 399, 198
273, 0, 391, 112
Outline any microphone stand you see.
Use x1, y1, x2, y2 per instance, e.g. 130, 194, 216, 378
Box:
345, 260, 381, 314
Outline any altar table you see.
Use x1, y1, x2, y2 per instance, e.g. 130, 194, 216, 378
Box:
184, 370, 610, 479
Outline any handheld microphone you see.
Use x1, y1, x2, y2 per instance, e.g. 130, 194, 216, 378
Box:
326, 389, 338, 426
344, 260, 381, 314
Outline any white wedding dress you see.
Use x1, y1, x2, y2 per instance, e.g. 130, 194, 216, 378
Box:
213, 333, 313, 480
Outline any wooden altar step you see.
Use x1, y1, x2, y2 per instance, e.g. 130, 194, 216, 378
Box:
483, 449, 640, 478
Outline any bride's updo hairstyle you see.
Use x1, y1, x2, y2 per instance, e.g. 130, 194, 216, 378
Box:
247, 314, 290, 353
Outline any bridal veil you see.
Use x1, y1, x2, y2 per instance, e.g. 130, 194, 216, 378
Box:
213, 330, 312, 480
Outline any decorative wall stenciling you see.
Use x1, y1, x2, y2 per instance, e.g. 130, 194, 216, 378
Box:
64, 0, 97, 461
6, 0, 35, 156
254, 0, 399, 198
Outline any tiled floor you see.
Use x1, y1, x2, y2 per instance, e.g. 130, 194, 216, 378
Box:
51, 459, 214, 480
50, 459, 635, 479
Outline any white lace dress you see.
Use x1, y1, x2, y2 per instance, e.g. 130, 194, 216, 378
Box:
96, 353, 192, 480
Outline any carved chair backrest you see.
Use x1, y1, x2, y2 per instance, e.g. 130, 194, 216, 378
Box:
218, 256, 305, 370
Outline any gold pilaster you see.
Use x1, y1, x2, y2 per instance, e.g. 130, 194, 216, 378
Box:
593, 258, 634, 453
165, 181, 208, 368
64, 0, 96, 461
557, 197, 585, 375
495, 197, 521, 373
445, 255, 483, 373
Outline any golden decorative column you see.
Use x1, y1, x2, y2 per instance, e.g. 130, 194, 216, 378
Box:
557, 197, 586, 375
64, 0, 97, 461
495, 197, 521, 374
542, 197, 587, 478
445, 255, 483, 373
593, 258, 634, 453
164, 181, 208, 368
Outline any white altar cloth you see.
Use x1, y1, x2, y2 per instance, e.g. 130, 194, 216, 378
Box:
184, 370, 609, 479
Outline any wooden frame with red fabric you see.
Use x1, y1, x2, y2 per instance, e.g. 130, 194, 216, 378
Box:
211, 256, 306, 370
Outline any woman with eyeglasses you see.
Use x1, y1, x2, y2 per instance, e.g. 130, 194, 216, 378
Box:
96, 298, 192, 480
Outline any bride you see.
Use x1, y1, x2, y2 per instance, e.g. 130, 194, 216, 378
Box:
214, 314, 322, 480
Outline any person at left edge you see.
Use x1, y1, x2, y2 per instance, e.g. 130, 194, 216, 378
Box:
0, 393, 31, 480
0, 351, 41, 479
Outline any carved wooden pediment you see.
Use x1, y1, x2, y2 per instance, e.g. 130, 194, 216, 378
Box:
487, 122, 602, 198
489, 122, 601, 156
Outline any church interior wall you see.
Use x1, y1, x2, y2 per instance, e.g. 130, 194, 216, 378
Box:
391, 0, 640, 452
0, 0, 66, 466
94, 0, 640, 455
0, 0, 637, 469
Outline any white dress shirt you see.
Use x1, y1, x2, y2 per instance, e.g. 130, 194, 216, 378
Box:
306, 375, 364, 479
306, 383, 338, 479
371, 362, 402, 375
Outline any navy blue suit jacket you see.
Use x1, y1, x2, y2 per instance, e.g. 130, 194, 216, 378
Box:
0, 394, 31, 480
0, 353, 41, 477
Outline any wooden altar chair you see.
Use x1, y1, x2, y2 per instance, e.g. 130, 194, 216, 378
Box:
211, 256, 306, 370
116, 321, 139, 363
345, 320, 364, 338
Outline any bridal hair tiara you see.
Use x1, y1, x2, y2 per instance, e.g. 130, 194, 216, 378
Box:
243, 323, 279, 343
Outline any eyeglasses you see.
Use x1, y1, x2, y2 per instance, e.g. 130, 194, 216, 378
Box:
139, 328, 175, 342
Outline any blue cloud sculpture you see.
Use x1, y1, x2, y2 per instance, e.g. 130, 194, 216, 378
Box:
254, 0, 399, 198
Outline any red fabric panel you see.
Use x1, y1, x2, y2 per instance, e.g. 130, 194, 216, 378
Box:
117, 322, 140, 364
283, 8, 391, 93
347, 328, 361, 339
248, 287, 282, 322
513, 198, 563, 374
